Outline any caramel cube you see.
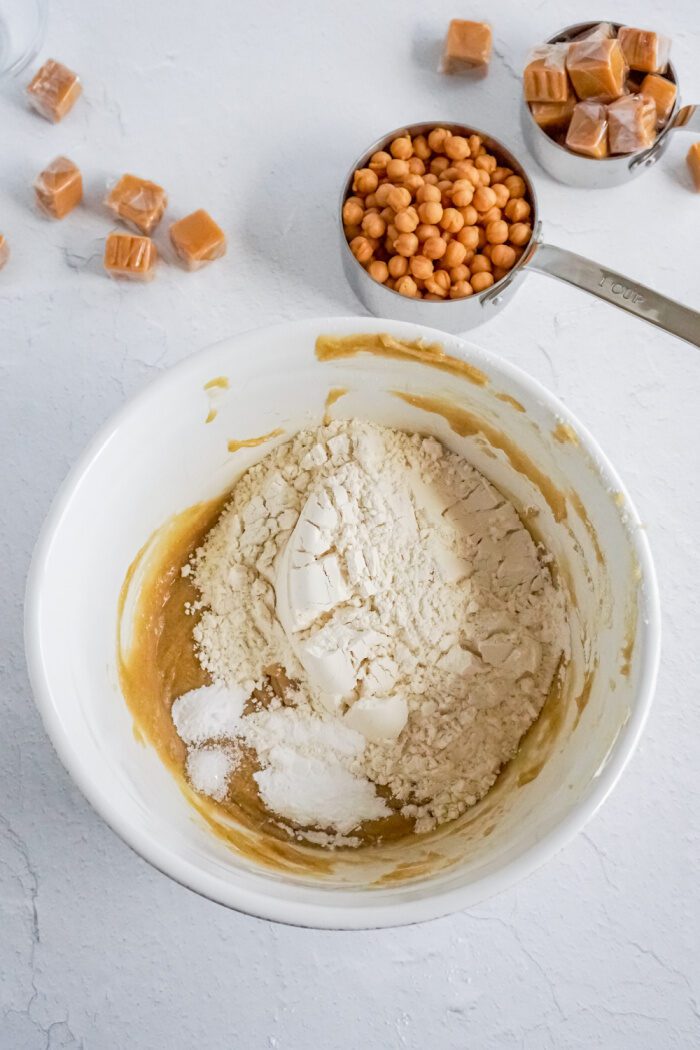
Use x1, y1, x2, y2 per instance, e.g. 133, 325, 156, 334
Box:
687, 143, 700, 192
565, 101, 609, 158
26, 60, 81, 123
523, 45, 570, 102
640, 73, 677, 126
105, 174, 167, 235
608, 94, 656, 154
0, 235, 8, 271
104, 232, 157, 281
566, 38, 626, 102
530, 87, 577, 132
169, 210, 227, 270
618, 27, 670, 74
34, 157, 83, 219
441, 20, 492, 74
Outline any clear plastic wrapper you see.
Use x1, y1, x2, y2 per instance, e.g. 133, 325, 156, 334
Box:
34, 156, 83, 219
104, 232, 158, 281
565, 101, 609, 158
105, 174, 168, 236
640, 73, 677, 126
608, 94, 656, 154
566, 38, 627, 102
618, 26, 671, 74
523, 44, 570, 102
573, 22, 615, 42
441, 19, 492, 75
169, 210, 227, 271
0, 235, 8, 271
687, 143, 700, 192
26, 59, 82, 123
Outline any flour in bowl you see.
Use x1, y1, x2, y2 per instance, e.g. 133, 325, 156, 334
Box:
173, 419, 569, 845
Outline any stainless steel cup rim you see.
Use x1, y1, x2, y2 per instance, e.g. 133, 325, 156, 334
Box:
340, 121, 541, 313
523, 20, 681, 169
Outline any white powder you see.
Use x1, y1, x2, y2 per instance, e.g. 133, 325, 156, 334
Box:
176, 420, 569, 844
186, 745, 239, 802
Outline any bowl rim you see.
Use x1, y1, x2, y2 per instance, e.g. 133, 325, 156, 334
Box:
24, 315, 661, 929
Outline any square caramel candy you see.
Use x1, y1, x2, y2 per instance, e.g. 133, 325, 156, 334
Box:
104, 232, 157, 281
530, 87, 576, 132
169, 210, 226, 270
27, 60, 82, 123
0, 235, 8, 270
640, 73, 677, 126
687, 143, 700, 192
523, 45, 570, 103
565, 101, 609, 158
566, 38, 626, 102
618, 27, 671, 74
34, 157, 83, 219
608, 94, 656, 154
441, 20, 492, 74
105, 174, 167, 235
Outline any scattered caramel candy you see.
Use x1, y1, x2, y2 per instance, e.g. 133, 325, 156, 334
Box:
441, 20, 492, 74
687, 143, 700, 192
0, 234, 8, 270
618, 26, 670, 74
566, 38, 626, 102
104, 232, 157, 281
105, 174, 167, 235
169, 209, 226, 270
640, 73, 677, 126
523, 45, 570, 102
565, 101, 609, 158
608, 94, 656, 154
530, 89, 577, 131
26, 60, 82, 123
34, 157, 83, 219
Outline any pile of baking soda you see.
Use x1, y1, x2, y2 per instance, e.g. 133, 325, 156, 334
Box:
172, 419, 568, 847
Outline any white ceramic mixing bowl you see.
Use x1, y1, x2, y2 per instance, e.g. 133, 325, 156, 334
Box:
25, 317, 660, 929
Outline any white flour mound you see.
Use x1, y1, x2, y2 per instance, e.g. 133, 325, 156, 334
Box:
175, 419, 569, 844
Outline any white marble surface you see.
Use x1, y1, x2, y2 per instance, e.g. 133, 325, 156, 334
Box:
1, 0, 699, 1046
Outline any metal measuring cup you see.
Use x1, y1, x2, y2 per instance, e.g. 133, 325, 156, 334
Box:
340, 122, 700, 347
521, 21, 700, 189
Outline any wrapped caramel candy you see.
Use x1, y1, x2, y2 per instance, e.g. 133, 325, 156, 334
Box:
441, 20, 492, 74
34, 157, 83, 219
566, 38, 626, 101
566, 101, 609, 158
687, 143, 700, 191
104, 232, 157, 281
0, 235, 8, 270
618, 27, 670, 74
169, 210, 226, 270
27, 60, 82, 123
523, 45, 570, 102
608, 94, 656, 154
640, 73, 677, 126
105, 174, 167, 235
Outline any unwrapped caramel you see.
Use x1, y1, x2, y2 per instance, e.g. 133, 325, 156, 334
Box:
640, 73, 677, 126
105, 174, 167, 235
523, 45, 570, 102
530, 89, 577, 131
0, 235, 8, 271
441, 20, 492, 74
566, 38, 626, 101
566, 101, 609, 158
169, 210, 226, 270
608, 94, 656, 154
618, 26, 670, 74
34, 157, 83, 219
27, 60, 81, 123
104, 232, 157, 281
687, 143, 700, 191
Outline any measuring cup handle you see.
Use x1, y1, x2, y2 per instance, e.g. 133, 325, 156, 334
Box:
529, 243, 700, 348
671, 104, 700, 133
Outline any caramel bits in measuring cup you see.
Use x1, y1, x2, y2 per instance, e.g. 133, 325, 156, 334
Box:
27, 60, 82, 123
608, 94, 656, 154
687, 143, 700, 191
640, 74, 677, 126
441, 20, 492, 74
169, 210, 226, 270
523, 45, 570, 102
565, 102, 609, 158
34, 157, 83, 219
105, 174, 168, 235
0, 235, 8, 270
618, 27, 671, 74
566, 38, 626, 102
104, 232, 157, 281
